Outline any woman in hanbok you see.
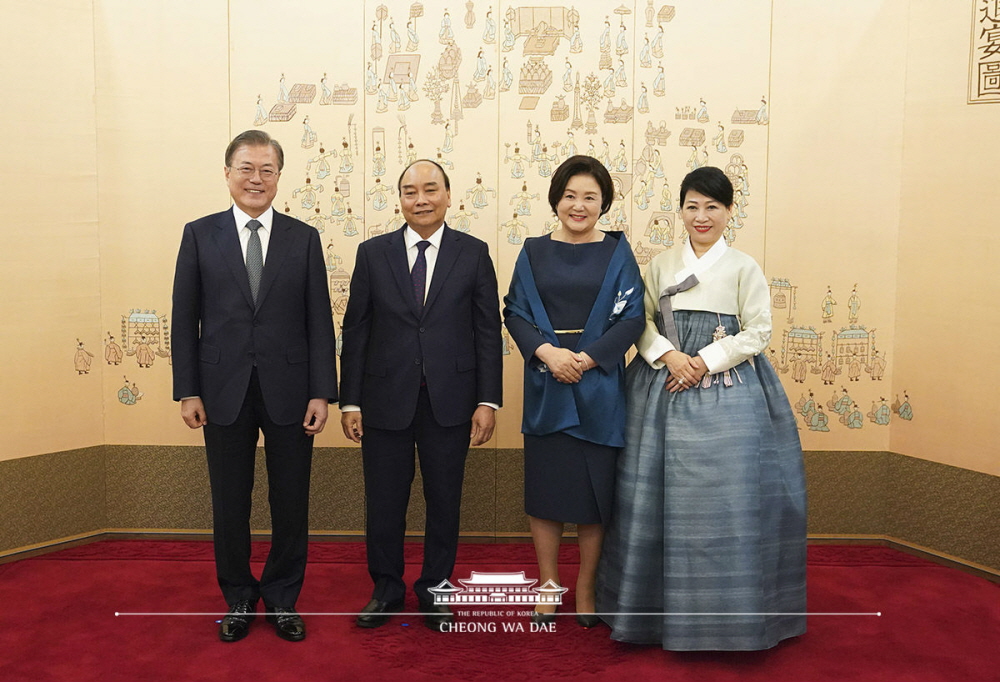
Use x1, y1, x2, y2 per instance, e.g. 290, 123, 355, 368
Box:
504, 155, 644, 628
615, 23, 628, 56
659, 181, 672, 211
329, 187, 347, 216
563, 132, 578, 158
602, 69, 616, 99
466, 175, 496, 208
651, 25, 664, 58
372, 145, 386, 177
713, 122, 727, 153
652, 64, 665, 96
696, 98, 709, 123
370, 21, 382, 59
406, 20, 419, 51
535, 147, 555, 178
569, 22, 583, 53
320, 75, 334, 105
253, 95, 268, 126
639, 36, 652, 68
634, 178, 649, 210
500, 58, 514, 91
473, 49, 488, 82
484, 68, 496, 99
277, 73, 289, 102
483, 9, 497, 43
501, 19, 516, 51
301, 116, 317, 149
636, 85, 650, 114
439, 10, 454, 44
365, 62, 379, 95
366, 178, 390, 211
375, 85, 389, 113
599, 19, 611, 52
612, 141, 628, 173
756, 96, 769, 124
597, 166, 806, 651
388, 20, 401, 53
340, 206, 362, 237
613, 59, 628, 87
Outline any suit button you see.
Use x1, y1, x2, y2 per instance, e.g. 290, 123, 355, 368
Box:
414, 358, 421, 365
253, 319, 261, 327
419, 327, 425, 333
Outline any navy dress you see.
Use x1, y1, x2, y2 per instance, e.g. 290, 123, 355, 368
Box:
505, 235, 643, 524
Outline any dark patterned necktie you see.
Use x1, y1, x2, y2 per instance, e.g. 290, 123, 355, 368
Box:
246, 219, 263, 304
411, 240, 431, 308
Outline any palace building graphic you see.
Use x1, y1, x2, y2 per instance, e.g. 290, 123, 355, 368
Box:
428, 572, 569, 606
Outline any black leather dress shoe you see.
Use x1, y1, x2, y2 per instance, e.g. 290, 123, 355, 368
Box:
418, 599, 453, 632
219, 599, 258, 642
530, 608, 557, 626
575, 613, 602, 628
356, 598, 404, 628
265, 606, 306, 642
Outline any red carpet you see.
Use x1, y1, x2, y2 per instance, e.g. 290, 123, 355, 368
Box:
0, 541, 998, 682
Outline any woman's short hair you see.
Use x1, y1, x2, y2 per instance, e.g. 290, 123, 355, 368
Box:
548, 155, 615, 215
679, 166, 733, 208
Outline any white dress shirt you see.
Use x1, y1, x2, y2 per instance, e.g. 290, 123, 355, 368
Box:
233, 204, 274, 265
404, 224, 444, 303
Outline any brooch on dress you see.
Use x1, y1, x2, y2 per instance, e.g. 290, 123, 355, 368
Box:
609, 287, 635, 321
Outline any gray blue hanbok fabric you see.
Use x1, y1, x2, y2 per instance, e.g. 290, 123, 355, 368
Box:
596, 244, 806, 651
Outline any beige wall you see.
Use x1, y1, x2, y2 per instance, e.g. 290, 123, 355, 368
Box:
1, 1, 996, 481
892, 1, 1000, 476
0, 0, 104, 459
94, 0, 230, 446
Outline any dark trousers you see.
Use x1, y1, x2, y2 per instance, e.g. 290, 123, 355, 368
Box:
203, 368, 313, 608
361, 386, 471, 603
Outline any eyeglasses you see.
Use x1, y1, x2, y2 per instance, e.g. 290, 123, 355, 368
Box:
230, 166, 279, 180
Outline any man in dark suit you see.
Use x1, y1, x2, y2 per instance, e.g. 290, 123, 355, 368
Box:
340, 159, 503, 631
172, 130, 337, 643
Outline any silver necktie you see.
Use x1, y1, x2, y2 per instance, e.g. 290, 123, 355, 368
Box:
246, 219, 263, 304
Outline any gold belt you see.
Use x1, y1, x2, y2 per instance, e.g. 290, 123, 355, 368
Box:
553, 329, 585, 334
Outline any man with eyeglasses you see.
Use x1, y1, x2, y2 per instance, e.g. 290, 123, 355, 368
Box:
171, 130, 337, 643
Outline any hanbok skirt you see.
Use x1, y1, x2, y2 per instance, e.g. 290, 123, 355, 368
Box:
596, 311, 807, 651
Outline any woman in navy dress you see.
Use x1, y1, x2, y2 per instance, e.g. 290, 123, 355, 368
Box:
504, 156, 644, 626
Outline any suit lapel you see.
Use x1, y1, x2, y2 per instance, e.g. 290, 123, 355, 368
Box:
385, 226, 422, 319
255, 213, 293, 310
212, 210, 255, 309
424, 225, 461, 315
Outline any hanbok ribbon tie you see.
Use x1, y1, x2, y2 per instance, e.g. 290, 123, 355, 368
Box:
657, 274, 699, 348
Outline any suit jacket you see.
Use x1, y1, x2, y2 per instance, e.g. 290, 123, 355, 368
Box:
171, 209, 338, 426
339, 224, 503, 430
